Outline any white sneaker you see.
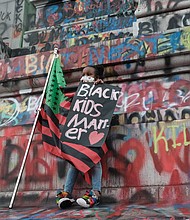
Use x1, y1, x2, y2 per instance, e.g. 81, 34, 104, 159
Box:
76, 190, 100, 208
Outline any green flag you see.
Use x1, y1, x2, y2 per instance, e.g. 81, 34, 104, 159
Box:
45, 58, 66, 114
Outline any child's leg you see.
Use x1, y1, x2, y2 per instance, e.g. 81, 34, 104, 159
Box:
91, 161, 102, 197
57, 165, 78, 209
76, 162, 102, 208
64, 165, 79, 194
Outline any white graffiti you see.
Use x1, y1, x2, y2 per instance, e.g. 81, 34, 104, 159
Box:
0, 98, 19, 127
0, 95, 41, 127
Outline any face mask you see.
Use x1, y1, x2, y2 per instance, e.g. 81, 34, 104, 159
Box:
80, 75, 95, 83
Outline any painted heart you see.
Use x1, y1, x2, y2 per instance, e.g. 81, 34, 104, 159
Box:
89, 131, 105, 145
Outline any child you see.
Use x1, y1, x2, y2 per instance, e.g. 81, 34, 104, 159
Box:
56, 65, 105, 209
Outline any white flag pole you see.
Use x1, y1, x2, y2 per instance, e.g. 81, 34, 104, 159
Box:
9, 47, 59, 209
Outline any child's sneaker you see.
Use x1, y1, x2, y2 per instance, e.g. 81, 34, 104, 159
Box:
76, 190, 100, 208
56, 190, 75, 209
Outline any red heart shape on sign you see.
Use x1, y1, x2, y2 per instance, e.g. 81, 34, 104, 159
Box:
89, 131, 104, 145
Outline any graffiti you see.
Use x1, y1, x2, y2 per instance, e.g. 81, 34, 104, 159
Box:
104, 121, 190, 201
35, 0, 136, 28
0, 98, 20, 127
0, 11, 11, 21
0, 5, 11, 42
11, 46, 36, 57
1, 77, 190, 127
139, 0, 189, 14
14, 0, 24, 37
0, 202, 190, 219
0, 135, 54, 190
104, 124, 190, 180
49, 28, 188, 65
151, 123, 190, 153
0, 9, 11, 39
0, 0, 189, 210
167, 12, 190, 29
0, 52, 54, 80
137, 9, 190, 35
126, 108, 190, 124
0, 138, 25, 183
181, 27, 190, 50
0, 0, 24, 48
23, 16, 135, 50
0, 22, 8, 38
23, 29, 134, 53
0, 41, 12, 59
5, 28, 190, 77
0, 95, 41, 127
146, 123, 190, 173
0, 126, 68, 191
0, 117, 189, 202
116, 78, 190, 114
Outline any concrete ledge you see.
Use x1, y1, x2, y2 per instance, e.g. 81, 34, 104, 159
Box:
1, 184, 190, 208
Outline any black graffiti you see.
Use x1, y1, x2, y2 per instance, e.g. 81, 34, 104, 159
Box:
0, 22, 8, 37
57, 159, 68, 179
183, 13, 190, 26
139, 13, 189, 35
24, 28, 62, 47
138, 17, 158, 35
126, 108, 190, 125
24, 32, 40, 46
15, 0, 24, 33
0, 11, 11, 21
129, 189, 156, 204
105, 133, 131, 177
146, 0, 183, 13
0, 139, 24, 182
11, 47, 35, 57
167, 0, 183, 8
138, 0, 188, 35
24, 26, 132, 51
0, 41, 12, 59
167, 13, 190, 29
0, 139, 51, 184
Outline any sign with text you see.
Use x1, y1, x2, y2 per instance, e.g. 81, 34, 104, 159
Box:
61, 82, 121, 147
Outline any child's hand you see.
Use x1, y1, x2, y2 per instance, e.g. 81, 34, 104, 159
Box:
94, 79, 104, 84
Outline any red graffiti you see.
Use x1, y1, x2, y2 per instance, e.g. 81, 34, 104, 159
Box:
118, 79, 190, 113
0, 127, 57, 190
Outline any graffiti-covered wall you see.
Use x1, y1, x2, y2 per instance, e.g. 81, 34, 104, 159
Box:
0, 0, 190, 207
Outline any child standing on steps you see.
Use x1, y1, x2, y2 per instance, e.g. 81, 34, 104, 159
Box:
56, 65, 106, 209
